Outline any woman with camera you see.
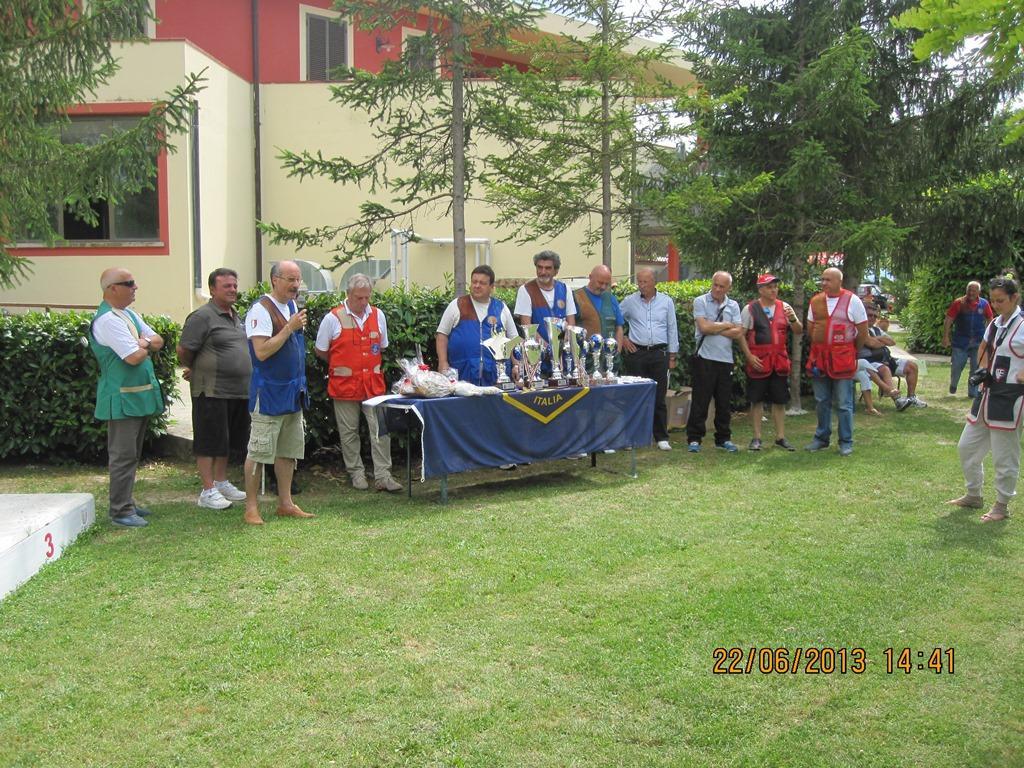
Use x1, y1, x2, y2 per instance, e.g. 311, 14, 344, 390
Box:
948, 276, 1024, 522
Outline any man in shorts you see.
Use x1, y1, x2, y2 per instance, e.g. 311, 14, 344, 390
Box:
242, 260, 314, 525
177, 268, 251, 509
737, 274, 803, 450
862, 302, 927, 411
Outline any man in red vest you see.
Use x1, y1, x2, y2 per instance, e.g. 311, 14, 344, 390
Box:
805, 267, 869, 456
314, 274, 402, 492
737, 274, 802, 451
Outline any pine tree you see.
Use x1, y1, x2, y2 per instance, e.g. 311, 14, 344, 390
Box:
0, 0, 203, 287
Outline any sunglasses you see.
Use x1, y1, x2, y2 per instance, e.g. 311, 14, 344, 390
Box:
111, 280, 136, 288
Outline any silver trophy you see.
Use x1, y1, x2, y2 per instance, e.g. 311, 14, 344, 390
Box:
544, 316, 567, 388
481, 332, 522, 392
589, 334, 605, 384
523, 339, 544, 388
603, 337, 619, 383
565, 325, 590, 387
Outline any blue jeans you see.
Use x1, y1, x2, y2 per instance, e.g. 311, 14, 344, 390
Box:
950, 344, 979, 396
811, 376, 854, 448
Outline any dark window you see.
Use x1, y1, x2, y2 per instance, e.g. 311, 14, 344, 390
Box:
307, 14, 347, 81
54, 116, 159, 242
405, 32, 435, 75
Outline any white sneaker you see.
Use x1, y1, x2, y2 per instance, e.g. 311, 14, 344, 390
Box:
198, 487, 231, 509
214, 480, 246, 501
657, 440, 672, 451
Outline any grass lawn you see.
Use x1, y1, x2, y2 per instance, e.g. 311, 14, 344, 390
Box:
1, 364, 1022, 767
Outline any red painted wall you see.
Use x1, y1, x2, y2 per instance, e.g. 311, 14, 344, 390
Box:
153, 1, 524, 82
155, 0, 254, 81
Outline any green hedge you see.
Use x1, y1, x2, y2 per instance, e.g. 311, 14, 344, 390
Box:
0, 310, 180, 461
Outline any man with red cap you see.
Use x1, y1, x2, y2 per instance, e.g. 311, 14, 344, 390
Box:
737, 274, 803, 450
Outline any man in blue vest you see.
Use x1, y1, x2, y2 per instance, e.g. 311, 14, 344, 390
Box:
242, 260, 314, 525
942, 281, 993, 398
514, 251, 576, 363
90, 268, 165, 528
436, 265, 517, 386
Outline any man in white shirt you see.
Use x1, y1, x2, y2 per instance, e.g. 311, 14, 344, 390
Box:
314, 273, 402, 492
437, 265, 517, 386
514, 251, 576, 344
89, 268, 165, 528
242, 260, 314, 524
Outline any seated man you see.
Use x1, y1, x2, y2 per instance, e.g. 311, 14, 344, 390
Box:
861, 302, 927, 411
854, 358, 899, 415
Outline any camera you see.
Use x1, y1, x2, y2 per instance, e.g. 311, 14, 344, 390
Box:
968, 368, 992, 389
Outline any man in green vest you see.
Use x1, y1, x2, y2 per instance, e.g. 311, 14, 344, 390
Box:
89, 267, 165, 528
573, 265, 624, 374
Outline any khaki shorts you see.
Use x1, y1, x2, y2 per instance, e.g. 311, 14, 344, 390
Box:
247, 404, 305, 464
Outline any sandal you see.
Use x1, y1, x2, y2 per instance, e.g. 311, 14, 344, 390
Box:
980, 511, 1010, 522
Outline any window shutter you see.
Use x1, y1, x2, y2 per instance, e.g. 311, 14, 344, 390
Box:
307, 14, 346, 81
327, 21, 346, 79
307, 15, 328, 81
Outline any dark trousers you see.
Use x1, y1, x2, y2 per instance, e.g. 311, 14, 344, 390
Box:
624, 347, 669, 441
107, 416, 148, 518
686, 357, 733, 445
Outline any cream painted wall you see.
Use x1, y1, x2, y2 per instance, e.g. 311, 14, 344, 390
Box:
0, 42, 255, 322
259, 84, 633, 291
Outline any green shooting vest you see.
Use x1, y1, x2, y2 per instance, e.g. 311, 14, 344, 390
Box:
90, 301, 164, 421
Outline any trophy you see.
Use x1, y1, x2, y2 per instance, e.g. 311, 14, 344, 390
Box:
603, 337, 619, 383
565, 325, 590, 387
523, 339, 544, 388
544, 316, 567, 388
589, 334, 605, 384
481, 331, 522, 392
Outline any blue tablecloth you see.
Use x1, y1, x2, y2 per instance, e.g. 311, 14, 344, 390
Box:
381, 381, 655, 480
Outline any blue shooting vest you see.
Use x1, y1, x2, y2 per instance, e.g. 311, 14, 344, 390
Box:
952, 298, 990, 349
247, 296, 308, 415
525, 279, 569, 342
449, 295, 506, 386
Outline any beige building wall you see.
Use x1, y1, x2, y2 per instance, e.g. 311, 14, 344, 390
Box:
259, 84, 632, 291
0, 41, 255, 322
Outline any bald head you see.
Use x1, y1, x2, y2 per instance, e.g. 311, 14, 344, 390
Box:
821, 268, 844, 296
587, 265, 612, 294
710, 271, 732, 302
100, 267, 137, 309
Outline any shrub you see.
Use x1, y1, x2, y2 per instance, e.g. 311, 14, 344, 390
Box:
0, 310, 180, 461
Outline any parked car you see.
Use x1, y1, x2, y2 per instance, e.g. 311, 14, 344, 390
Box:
857, 283, 888, 311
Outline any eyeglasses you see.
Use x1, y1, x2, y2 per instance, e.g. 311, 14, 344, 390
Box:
111, 280, 136, 288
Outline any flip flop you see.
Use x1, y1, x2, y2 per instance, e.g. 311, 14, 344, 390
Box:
980, 511, 1010, 522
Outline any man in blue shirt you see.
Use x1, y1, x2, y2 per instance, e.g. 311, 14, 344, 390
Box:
621, 267, 679, 450
686, 271, 742, 453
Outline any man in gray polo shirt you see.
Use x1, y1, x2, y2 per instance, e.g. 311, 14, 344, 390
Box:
177, 268, 253, 509
686, 271, 742, 452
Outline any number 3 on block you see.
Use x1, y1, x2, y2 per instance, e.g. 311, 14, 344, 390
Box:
44, 532, 55, 558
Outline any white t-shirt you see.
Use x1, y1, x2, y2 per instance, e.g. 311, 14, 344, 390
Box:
513, 283, 577, 318
315, 303, 389, 352
436, 297, 516, 337
245, 295, 295, 339
826, 293, 867, 324
92, 308, 156, 360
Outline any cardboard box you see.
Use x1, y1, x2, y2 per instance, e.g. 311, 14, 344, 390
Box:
666, 387, 692, 430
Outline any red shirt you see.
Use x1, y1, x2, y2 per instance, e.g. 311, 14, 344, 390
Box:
945, 298, 993, 321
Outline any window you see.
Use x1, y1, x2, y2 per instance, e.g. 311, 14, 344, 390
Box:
54, 116, 159, 242
403, 28, 435, 75
82, 0, 156, 38
305, 11, 348, 81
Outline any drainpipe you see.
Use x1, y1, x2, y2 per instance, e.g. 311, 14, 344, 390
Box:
252, 0, 264, 282
190, 100, 202, 293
